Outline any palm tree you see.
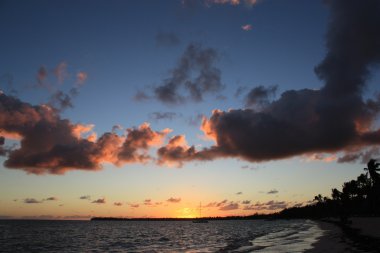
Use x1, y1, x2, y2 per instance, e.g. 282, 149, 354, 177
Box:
364, 159, 380, 187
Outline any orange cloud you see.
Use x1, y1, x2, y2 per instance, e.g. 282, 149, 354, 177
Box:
0, 93, 171, 174
76, 71, 88, 85
92, 198, 106, 204
167, 197, 181, 203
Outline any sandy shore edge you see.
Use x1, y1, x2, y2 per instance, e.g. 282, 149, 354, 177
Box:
306, 218, 380, 253
305, 221, 348, 253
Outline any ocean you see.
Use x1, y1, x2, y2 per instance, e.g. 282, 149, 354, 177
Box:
0, 219, 324, 252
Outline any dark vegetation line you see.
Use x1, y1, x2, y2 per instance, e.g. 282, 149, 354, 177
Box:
279, 159, 380, 220
92, 159, 380, 221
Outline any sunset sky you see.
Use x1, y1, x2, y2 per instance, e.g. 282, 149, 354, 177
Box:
1, 0, 380, 219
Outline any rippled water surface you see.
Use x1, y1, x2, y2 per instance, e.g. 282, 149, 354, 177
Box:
0, 219, 323, 252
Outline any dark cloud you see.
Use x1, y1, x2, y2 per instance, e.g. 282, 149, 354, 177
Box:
338, 147, 380, 164
92, 198, 106, 204
49, 90, 74, 112
144, 199, 152, 205
236, 191, 242, 195
205, 199, 229, 208
242, 205, 256, 211
241, 165, 259, 171
114, 202, 123, 206
242, 200, 251, 204
219, 202, 239, 211
154, 43, 223, 104
155, 32, 180, 47
112, 124, 123, 133
265, 200, 287, 210
267, 189, 278, 194
129, 203, 140, 208
157, 135, 204, 167
235, 86, 248, 98
44, 197, 58, 201
149, 112, 180, 121
24, 198, 42, 204
244, 85, 277, 108
0, 136, 5, 156
80, 195, 91, 200
243, 200, 288, 211
158, 0, 380, 165
36, 66, 48, 87
134, 90, 151, 102
117, 123, 170, 163
167, 197, 181, 203
0, 93, 170, 174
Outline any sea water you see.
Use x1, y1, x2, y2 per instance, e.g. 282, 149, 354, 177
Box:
0, 219, 324, 252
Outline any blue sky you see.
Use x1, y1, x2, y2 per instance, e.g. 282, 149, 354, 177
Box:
0, 0, 379, 219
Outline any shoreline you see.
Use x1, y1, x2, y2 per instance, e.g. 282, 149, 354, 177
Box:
307, 218, 380, 253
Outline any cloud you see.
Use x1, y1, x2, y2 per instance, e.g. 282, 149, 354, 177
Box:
244, 85, 277, 108
242, 200, 251, 204
157, 135, 197, 167
149, 112, 180, 121
338, 147, 380, 164
155, 0, 380, 165
236, 191, 242, 195
0, 93, 171, 174
37, 66, 48, 87
0, 136, 6, 156
54, 62, 68, 84
112, 124, 123, 133
219, 202, 239, 211
24, 198, 42, 204
265, 200, 287, 210
305, 153, 337, 163
241, 24, 252, 31
267, 189, 278, 194
167, 197, 181, 203
129, 203, 140, 208
243, 200, 288, 211
117, 123, 171, 164
92, 198, 106, 204
114, 202, 123, 206
49, 90, 74, 112
205, 0, 258, 7
44, 197, 58, 201
240, 165, 259, 171
80, 195, 91, 200
134, 91, 151, 101
155, 32, 180, 47
144, 199, 152, 205
76, 71, 87, 85
153, 43, 223, 104
205, 199, 229, 208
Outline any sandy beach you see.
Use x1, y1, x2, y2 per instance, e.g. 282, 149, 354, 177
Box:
307, 218, 380, 253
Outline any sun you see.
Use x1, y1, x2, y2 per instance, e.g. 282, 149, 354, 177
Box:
176, 208, 196, 218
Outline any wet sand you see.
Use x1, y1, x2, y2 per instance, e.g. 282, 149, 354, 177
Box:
307, 218, 380, 253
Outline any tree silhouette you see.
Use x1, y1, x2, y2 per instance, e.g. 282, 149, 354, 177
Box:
365, 159, 380, 187
279, 159, 380, 218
